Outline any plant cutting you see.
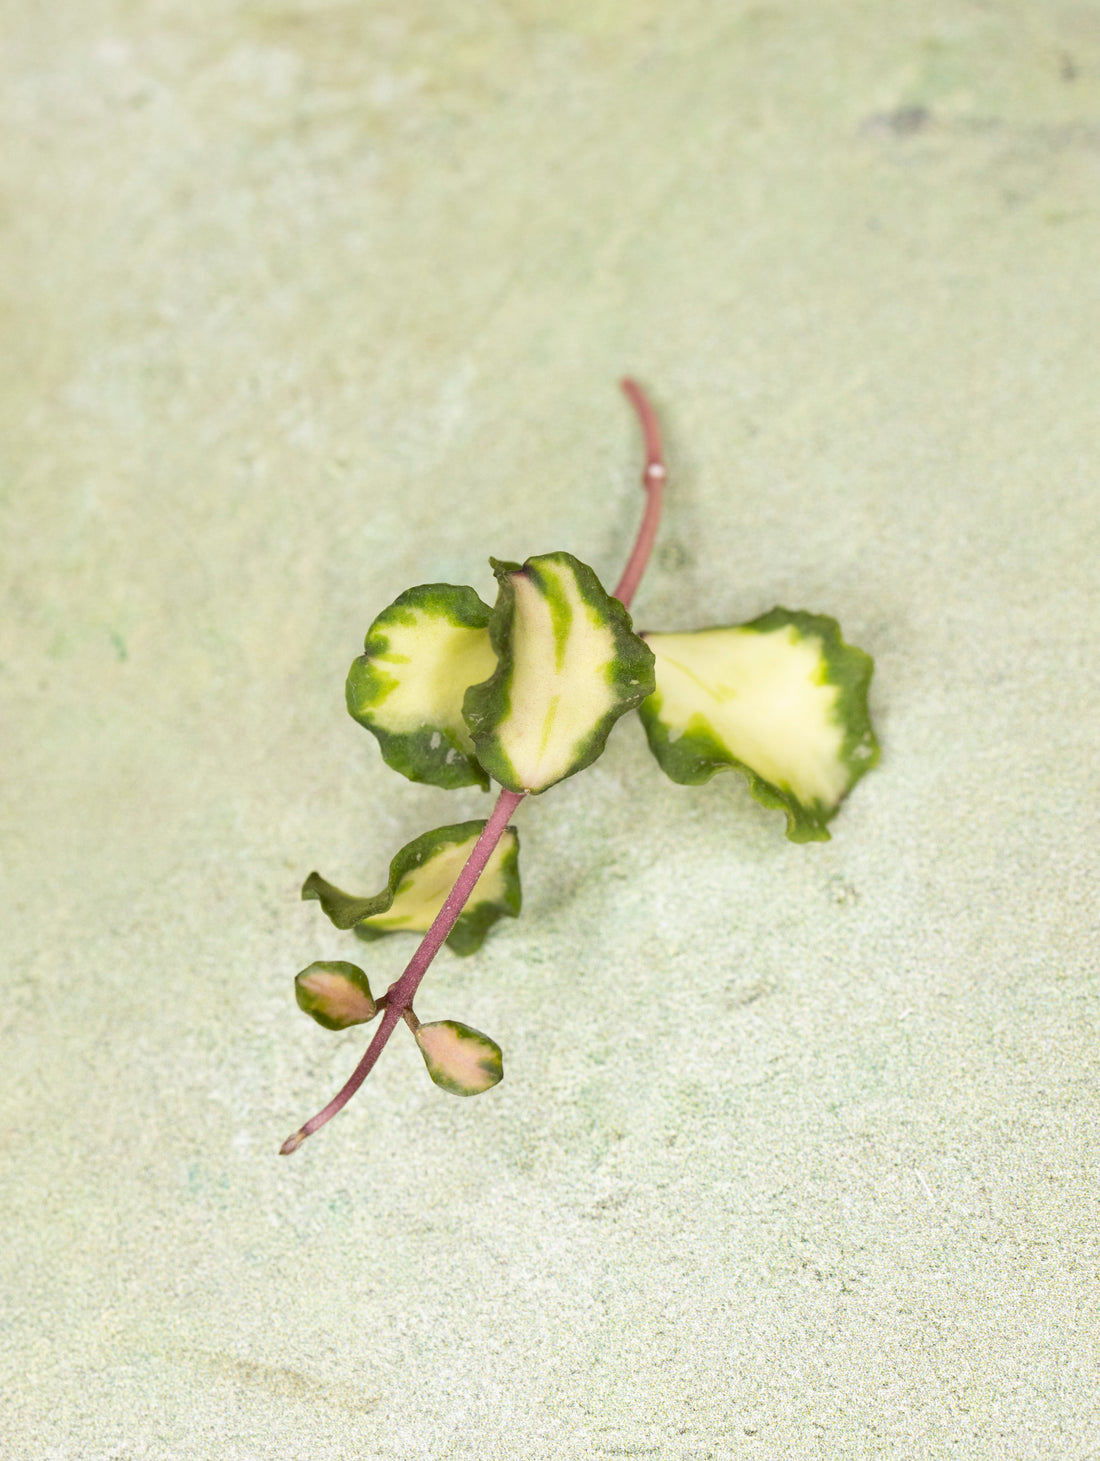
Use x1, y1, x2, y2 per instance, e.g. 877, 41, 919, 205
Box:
281, 380, 879, 1154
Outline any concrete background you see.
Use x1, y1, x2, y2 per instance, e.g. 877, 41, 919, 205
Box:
2, 3, 1097, 1457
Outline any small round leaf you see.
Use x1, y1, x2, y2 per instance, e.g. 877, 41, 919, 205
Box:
294, 961, 377, 1031
415, 1019, 503, 1096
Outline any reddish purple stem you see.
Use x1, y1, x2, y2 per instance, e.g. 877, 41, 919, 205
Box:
280, 379, 666, 1154
613, 378, 666, 612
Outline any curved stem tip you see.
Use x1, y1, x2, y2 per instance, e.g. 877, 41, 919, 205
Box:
613, 378, 667, 611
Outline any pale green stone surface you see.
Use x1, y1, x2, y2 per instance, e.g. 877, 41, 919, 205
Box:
2, 3, 1098, 1457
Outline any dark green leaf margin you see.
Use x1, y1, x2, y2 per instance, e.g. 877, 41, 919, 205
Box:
462, 551, 656, 794
638, 607, 880, 843
346, 583, 495, 790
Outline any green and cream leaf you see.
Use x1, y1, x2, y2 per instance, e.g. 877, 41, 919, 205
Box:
638, 608, 878, 842
462, 551, 655, 794
294, 960, 377, 1031
302, 819, 520, 957
415, 1019, 503, 1096
346, 583, 497, 789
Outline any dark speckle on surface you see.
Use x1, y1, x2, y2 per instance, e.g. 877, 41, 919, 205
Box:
862, 105, 932, 137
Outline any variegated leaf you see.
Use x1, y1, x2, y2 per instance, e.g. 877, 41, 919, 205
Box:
463, 551, 655, 794
346, 583, 497, 789
302, 819, 520, 957
639, 608, 878, 842
415, 1019, 503, 1096
294, 960, 377, 1031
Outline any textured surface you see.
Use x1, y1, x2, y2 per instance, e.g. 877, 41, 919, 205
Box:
2, 3, 1098, 1458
